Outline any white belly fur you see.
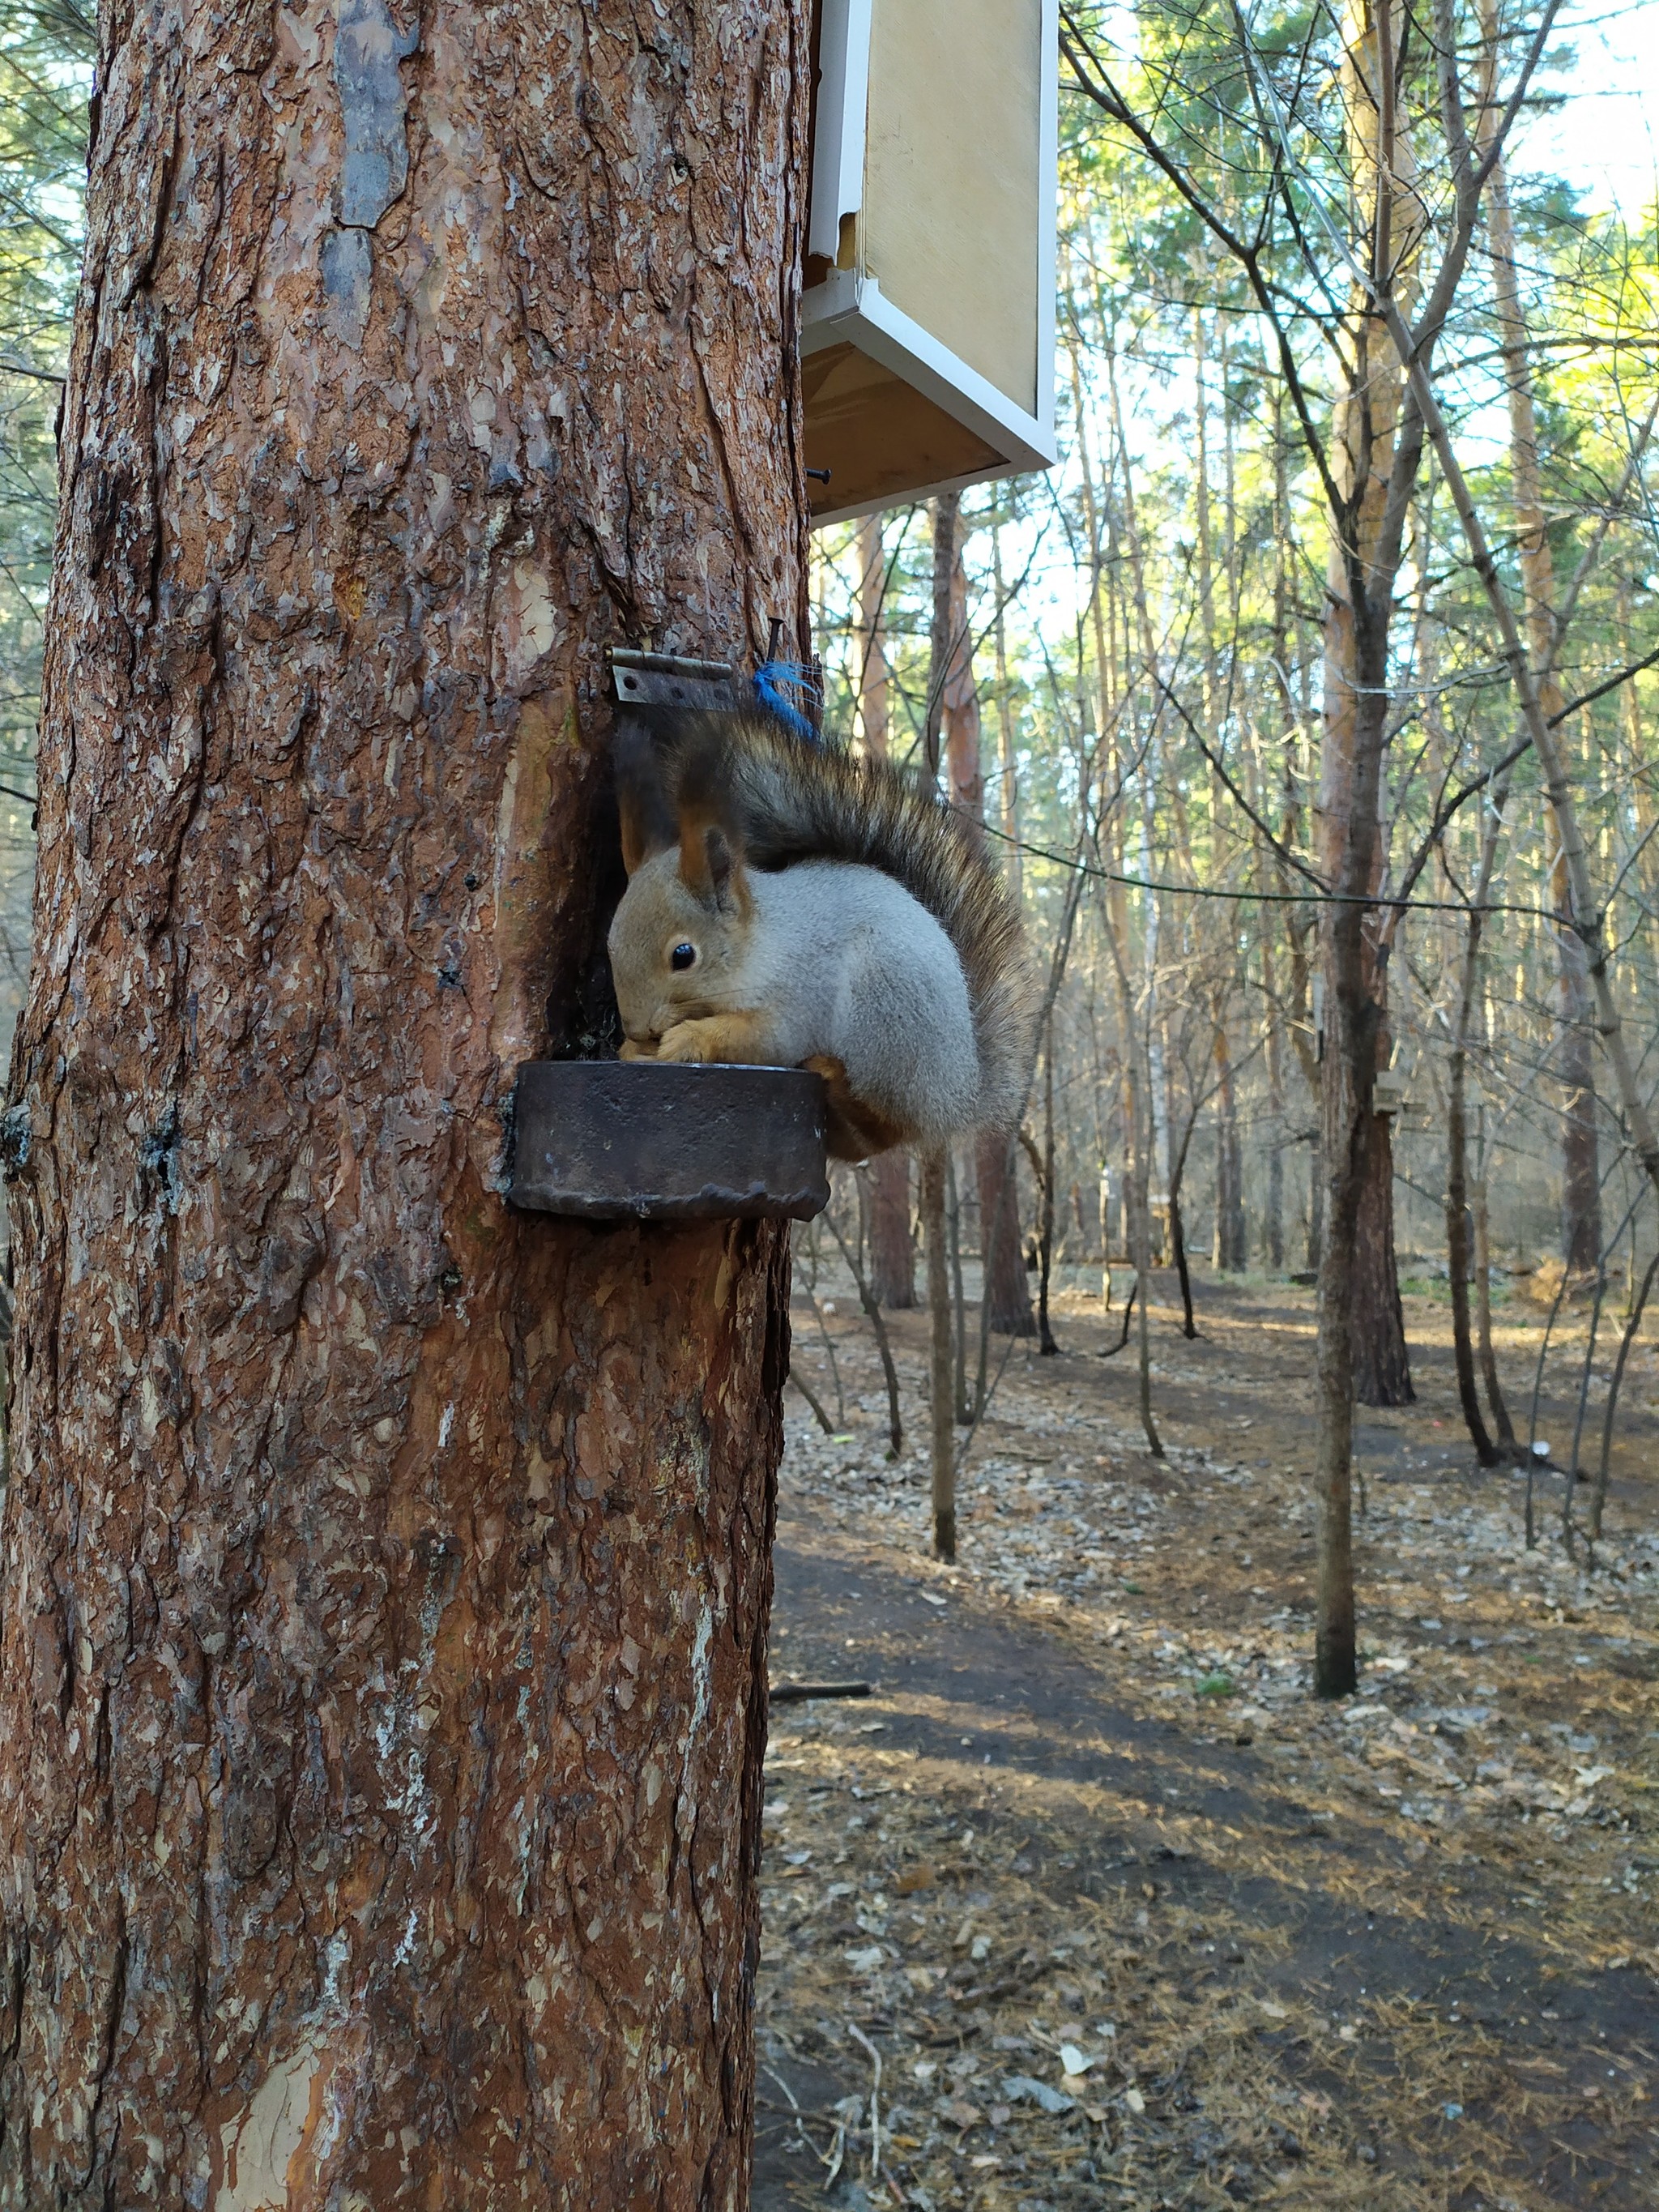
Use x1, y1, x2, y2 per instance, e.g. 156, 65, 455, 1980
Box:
745, 861, 981, 1144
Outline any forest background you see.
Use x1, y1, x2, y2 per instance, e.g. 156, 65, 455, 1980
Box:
3, 0, 1659, 1553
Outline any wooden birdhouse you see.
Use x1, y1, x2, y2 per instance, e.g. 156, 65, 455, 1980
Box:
803, 0, 1059, 523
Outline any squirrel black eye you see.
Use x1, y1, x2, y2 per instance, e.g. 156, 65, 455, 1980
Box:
671, 942, 697, 971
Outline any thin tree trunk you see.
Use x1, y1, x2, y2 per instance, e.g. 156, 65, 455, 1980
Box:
991, 523, 1024, 908
922, 502, 959, 1557
1260, 391, 1299, 1278
942, 510, 1034, 1343
0, 2, 808, 2198
1315, 0, 1415, 1491
856, 510, 890, 759
1592, 1251, 1659, 1544
825, 1178, 903, 1460
1169, 1191, 1196, 1338
868, 1154, 915, 1309
1448, 758, 1517, 1462
1260, 934, 1288, 1271
1102, 899, 1161, 1454
1211, 1012, 1246, 1271
923, 1151, 955, 1561
1446, 1031, 1499, 1463
926, 493, 957, 785
1132, 1147, 1163, 1458
1307, 1136, 1324, 1274
1037, 1021, 1060, 1355
1310, 0, 1430, 1693
855, 513, 915, 1309
1167, 1114, 1200, 1339
1486, 139, 1601, 1272
947, 1147, 971, 1423
1352, 1111, 1415, 1405
1472, 1114, 1516, 1453
977, 1130, 1036, 1337
1618, 575, 1659, 957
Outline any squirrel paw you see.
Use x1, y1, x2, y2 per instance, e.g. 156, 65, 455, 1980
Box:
655, 1020, 719, 1064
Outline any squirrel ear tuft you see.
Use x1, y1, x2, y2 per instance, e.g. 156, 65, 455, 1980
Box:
614, 725, 678, 877
679, 818, 744, 911
705, 826, 735, 909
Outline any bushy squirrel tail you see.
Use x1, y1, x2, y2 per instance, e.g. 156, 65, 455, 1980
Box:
660, 713, 1039, 1129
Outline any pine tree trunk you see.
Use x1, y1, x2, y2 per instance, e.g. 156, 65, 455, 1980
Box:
977, 1129, 1036, 1336
1315, 980, 1365, 1698
934, 513, 1033, 1343
1560, 1013, 1601, 1272
1351, 1108, 1414, 1407
0, 4, 808, 2201
868, 1152, 915, 1309
1316, 0, 1414, 1481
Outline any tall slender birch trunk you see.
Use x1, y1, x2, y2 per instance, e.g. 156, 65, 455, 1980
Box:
0, 4, 809, 2201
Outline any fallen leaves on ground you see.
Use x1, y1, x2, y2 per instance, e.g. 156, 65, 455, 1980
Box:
755, 1268, 1659, 2211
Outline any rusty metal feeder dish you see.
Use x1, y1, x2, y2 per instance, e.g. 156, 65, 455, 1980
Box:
508, 1060, 830, 1223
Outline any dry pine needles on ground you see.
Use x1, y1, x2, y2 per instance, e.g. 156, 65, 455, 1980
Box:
753, 1271, 1658, 2212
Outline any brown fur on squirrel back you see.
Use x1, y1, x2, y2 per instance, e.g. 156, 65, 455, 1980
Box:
657, 714, 1038, 1128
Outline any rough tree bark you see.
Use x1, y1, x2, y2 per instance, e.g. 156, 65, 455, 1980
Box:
1350, 1115, 1414, 1404
868, 1155, 915, 1310
1316, 0, 1415, 1423
856, 513, 915, 1308
0, 3, 808, 2202
1312, 0, 1416, 1691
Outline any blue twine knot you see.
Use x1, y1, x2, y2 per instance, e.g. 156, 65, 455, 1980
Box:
753, 660, 821, 745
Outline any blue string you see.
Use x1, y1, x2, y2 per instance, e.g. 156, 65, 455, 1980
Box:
753, 660, 821, 745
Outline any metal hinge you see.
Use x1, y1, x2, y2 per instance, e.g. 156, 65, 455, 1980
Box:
610, 648, 741, 715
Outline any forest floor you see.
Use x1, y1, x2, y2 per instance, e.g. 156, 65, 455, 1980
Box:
751, 1264, 1659, 2212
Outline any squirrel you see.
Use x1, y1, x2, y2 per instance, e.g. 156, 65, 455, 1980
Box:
606, 712, 1038, 1162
